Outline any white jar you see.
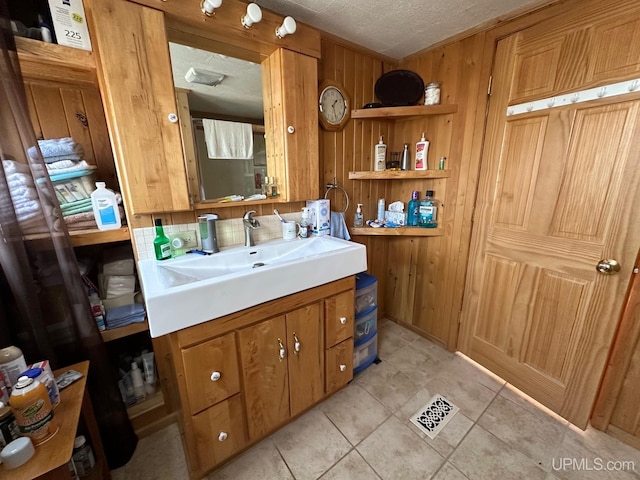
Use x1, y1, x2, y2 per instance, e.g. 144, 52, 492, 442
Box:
424, 82, 441, 105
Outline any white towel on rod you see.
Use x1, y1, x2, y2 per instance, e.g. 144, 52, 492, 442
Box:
202, 119, 253, 160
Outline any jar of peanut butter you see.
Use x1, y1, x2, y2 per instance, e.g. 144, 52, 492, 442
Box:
10, 373, 57, 445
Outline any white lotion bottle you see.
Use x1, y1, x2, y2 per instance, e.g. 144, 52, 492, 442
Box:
415, 133, 429, 170
130, 362, 145, 402
91, 182, 121, 230
377, 198, 385, 221
374, 136, 386, 171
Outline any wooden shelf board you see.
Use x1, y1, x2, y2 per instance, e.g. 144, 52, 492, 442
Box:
101, 319, 149, 342
351, 104, 458, 119
349, 170, 451, 180
127, 388, 165, 419
351, 227, 444, 237
70, 227, 131, 247
194, 196, 287, 210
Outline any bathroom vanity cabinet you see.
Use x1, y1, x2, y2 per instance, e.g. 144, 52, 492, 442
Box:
166, 277, 355, 478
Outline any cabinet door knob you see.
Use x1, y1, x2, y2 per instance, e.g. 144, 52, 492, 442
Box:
218, 432, 228, 442
339, 364, 347, 372
210, 371, 221, 382
287, 125, 295, 134
168, 113, 178, 123
293, 332, 301, 355
339, 317, 347, 325
278, 338, 286, 361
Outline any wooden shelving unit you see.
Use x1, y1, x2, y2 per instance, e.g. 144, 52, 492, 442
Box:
70, 226, 130, 246
351, 227, 443, 237
100, 319, 149, 342
349, 170, 451, 180
352, 104, 458, 119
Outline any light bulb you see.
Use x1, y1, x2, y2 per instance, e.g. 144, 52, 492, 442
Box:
201, 0, 222, 16
242, 3, 262, 29
275, 16, 296, 39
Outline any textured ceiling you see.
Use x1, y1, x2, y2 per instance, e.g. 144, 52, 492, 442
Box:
170, 0, 544, 117
258, 0, 542, 59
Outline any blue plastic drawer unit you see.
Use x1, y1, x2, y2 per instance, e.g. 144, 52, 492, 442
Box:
353, 333, 378, 374
354, 306, 377, 344
355, 272, 377, 315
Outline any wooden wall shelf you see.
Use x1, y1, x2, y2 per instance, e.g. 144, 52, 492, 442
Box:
70, 227, 130, 247
101, 319, 149, 342
349, 170, 451, 180
351, 227, 443, 236
351, 104, 458, 119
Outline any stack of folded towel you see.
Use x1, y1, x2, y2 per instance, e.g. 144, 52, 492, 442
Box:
3, 159, 52, 234
105, 303, 146, 329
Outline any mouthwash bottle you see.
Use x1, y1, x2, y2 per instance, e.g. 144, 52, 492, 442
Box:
418, 190, 440, 228
153, 219, 171, 260
407, 191, 419, 226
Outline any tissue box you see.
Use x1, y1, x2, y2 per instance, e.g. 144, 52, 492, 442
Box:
306, 199, 330, 236
384, 211, 407, 225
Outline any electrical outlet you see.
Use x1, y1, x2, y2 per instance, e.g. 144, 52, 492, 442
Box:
168, 230, 198, 250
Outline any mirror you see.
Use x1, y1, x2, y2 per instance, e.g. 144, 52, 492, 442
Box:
169, 42, 267, 201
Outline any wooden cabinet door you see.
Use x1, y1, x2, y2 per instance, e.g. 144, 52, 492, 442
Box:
286, 302, 324, 417
238, 315, 289, 441
86, 0, 191, 214
460, 7, 640, 428
326, 339, 354, 394
181, 332, 240, 415
263, 48, 319, 202
325, 290, 354, 348
191, 395, 247, 474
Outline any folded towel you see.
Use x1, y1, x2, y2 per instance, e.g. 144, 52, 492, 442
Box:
8, 174, 33, 190
330, 211, 351, 241
33, 137, 83, 158
105, 303, 146, 329
62, 203, 93, 216
46, 159, 85, 170
3, 160, 31, 175
49, 167, 96, 183
60, 198, 93, 212
42, 153, 84, 164
9, 186, 39, 203
202, 119, 253, 160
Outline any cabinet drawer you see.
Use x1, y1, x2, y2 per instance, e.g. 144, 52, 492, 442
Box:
325, 290, 354, 348
325, 338, 353, 394
182, 332, 240, 415
191, 394, 248, 472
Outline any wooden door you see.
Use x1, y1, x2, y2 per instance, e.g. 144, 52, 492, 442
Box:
460, 5, 640, 428
238, 316, 289, 440
262, 48, 319, 201
286, 302, 324, 417
86, 0, 191, 214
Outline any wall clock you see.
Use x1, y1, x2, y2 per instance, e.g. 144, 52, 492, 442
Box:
318, 81, 350, 131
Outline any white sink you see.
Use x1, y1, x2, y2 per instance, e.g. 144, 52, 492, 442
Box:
138, 236, 368, 337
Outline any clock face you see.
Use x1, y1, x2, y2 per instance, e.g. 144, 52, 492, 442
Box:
320, 86, 347, 124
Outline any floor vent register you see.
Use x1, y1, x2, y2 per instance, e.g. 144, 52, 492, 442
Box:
409, 394, 459, 439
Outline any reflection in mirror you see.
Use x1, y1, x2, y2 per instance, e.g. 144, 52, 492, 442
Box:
169, 42, 266, 200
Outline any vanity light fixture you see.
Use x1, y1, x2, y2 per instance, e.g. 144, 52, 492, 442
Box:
275, 16, 297, 39
185, 67, 225, 87
201, 0, 222, 17
241, 3, 262, 29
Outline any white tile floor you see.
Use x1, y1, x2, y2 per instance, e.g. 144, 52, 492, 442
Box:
112, 318, 640, 480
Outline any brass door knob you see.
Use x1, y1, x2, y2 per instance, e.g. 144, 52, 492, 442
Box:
596, 259, 620, 275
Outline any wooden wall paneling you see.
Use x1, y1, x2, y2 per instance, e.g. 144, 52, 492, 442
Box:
24, 84, 42, 140
29, 84, 70, 139
59, 88, 97, 163
82, 89, 118, 189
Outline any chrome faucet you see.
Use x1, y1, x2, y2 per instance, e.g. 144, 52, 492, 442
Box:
243, 210, 260, 247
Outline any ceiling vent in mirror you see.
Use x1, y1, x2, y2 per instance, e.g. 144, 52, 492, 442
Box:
185, 68, 225, 86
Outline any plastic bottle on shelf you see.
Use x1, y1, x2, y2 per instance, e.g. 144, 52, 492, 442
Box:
415, 133, 429, 170
91, 182, 121, 231
71, 435, 96, 477
88, 288, 105, 331
401, 144, 411, 171
153, 219, 171, 261
418, 190, 440, 228
374, 136, 386, 171
407, 191, 420, 227
353, 203, 364, 228
377, 199, 385, 222
130, 362, 145, 403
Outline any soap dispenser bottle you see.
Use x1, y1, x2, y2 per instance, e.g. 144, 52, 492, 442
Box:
300, 207, 311, 238
354, 203, 364, 227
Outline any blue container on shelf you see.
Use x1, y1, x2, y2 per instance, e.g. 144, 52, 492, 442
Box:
355, 272, 377, 315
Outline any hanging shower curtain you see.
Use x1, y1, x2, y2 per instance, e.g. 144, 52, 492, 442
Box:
0, 2, 137, 468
